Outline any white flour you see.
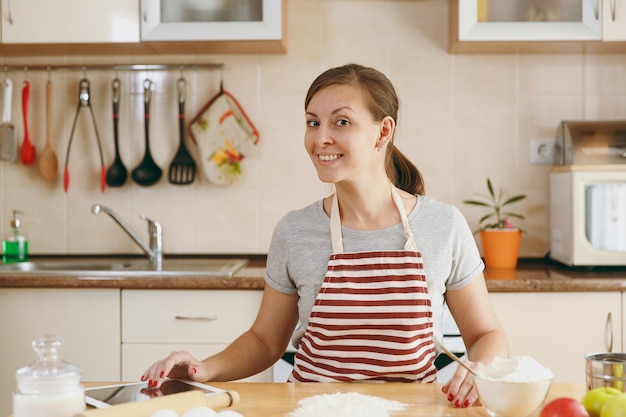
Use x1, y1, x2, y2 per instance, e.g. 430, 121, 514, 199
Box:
288, 392, 407, 417
477, 356, 554, 382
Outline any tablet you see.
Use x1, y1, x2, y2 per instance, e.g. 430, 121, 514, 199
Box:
85, 379, 224, 408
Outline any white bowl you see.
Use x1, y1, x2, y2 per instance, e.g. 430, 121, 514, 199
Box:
474, 376, 553, 417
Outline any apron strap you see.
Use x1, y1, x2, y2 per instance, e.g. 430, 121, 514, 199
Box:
330, 194, 344, 253
330, 186, 417, 254
391, 187, 418, 252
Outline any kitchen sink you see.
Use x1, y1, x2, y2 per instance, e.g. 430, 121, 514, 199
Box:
0, 257, 248, 277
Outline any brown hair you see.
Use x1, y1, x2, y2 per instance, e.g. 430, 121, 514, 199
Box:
305, 63, 425, 195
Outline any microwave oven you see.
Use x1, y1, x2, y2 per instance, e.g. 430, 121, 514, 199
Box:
550, 167, 626, 267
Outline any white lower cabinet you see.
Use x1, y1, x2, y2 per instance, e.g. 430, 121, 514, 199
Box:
0, 288, 121, 417
121, 289, 271, 382
489, 292, 622, 384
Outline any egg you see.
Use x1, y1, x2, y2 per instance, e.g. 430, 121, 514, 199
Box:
150, 410, 179, 417
181, 407, 217, 417
216, 411, 244, 417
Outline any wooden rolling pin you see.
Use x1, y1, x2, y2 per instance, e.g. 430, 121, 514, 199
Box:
75, 390, 240, 417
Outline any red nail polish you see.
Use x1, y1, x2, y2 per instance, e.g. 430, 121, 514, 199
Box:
463, 400, 470, 408
448, 393, 455, 402
192, 367, 197, 374
148, 380, 153, 386
140, 375, 146, 381
454, 400, 461, 408
160, 371, 165, 378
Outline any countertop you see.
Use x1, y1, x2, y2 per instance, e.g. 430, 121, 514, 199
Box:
81, 381, 587, 417
1, 256, 625, 293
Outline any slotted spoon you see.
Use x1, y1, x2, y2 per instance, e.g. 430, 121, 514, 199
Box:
168, 77, 196, 185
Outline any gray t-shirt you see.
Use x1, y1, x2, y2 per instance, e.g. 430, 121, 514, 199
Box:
264, 195, 484, 348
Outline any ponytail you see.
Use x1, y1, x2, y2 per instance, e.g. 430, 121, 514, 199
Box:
387, 145, 425, 196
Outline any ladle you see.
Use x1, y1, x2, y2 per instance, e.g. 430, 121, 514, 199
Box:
38, 79, 58, 180
105, 78, 127, 187
131, 79, 162, 186
433, 337, 478, 377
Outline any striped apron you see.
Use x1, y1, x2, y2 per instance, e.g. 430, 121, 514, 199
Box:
289, 187, 437, 383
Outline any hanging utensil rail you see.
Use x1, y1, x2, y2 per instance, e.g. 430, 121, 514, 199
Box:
0, 63, 224, 73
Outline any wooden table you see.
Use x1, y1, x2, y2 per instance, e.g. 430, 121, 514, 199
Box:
203, 382, 587, 417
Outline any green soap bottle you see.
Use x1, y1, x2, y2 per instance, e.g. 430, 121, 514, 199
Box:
2, 210, 28, 263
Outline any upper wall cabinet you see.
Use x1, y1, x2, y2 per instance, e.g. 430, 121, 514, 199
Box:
602, 0, 626, 40
141, 0, 282, 42
1, 0, 139, 43
0, 0, 285, 55
450, 0, 626, 53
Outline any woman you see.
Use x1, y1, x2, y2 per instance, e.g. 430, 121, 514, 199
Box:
141, 63, 508, 408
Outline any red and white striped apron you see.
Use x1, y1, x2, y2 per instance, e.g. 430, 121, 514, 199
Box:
289, 187, 437, 383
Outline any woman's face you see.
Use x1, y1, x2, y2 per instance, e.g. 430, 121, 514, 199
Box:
304, 84, 389, 185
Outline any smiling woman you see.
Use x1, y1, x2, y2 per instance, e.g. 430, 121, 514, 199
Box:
140, 64, 508, 410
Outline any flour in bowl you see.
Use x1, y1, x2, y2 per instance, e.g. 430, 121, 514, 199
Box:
477, 356, 554, 382
288, 392, 407, 417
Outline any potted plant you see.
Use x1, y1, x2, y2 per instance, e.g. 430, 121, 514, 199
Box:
463, 178, 527, 269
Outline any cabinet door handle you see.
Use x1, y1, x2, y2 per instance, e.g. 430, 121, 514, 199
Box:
7, 0, 13, 24
142, 0, 148, 22
611, 0, 617, 21
605, 312, 614, 353
175, 315, 218, 321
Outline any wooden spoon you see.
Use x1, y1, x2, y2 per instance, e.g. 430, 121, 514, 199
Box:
434, 337, 478, 377
38, 79, 58, 181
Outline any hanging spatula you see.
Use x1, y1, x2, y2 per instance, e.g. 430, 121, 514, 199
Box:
168, 77, 196, 185
20, 80, 36, 165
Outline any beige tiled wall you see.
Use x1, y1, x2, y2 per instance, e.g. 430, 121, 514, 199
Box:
1, 0, 625, 258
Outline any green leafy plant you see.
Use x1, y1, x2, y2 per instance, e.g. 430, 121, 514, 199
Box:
463, 178, 527, 233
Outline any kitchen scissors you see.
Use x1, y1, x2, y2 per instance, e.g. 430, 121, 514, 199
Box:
63, 78, 105, 192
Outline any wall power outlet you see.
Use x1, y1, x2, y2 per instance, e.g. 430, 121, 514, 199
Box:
530, 138, 555, 164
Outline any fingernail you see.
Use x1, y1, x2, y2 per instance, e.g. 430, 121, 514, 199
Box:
140, 375, 146, 381
148, 380, 153, 386
454, 400, 461, 408
447, 393, 455, 402
463, 400, 470, 408
160, 371, 165, 378
192, 367, 197, 374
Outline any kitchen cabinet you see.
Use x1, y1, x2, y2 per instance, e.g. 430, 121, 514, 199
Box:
141, 0, 282, 42
1, 0, 139, 43
602, 0, 626, 41
456, 0, 602, 42
0, 0, 285, 55
0, 288, 121, 417
450, 0, 626, 52
121, 289, 272, 382
489, 292, 621, 384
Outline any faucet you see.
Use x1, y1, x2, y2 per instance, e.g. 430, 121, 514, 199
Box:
91, 204, 163, 268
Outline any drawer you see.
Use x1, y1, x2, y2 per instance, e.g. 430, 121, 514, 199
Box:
122, 290, 262, 344
122, 343, 271, 382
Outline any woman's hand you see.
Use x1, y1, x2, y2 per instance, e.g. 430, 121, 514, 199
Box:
440, 360, 483, 408
141, 351, 208, 389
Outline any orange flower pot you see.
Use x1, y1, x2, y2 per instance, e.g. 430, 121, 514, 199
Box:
480, 229, 522, 269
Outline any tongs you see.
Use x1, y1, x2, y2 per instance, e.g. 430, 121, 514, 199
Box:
63, 78, 105, 193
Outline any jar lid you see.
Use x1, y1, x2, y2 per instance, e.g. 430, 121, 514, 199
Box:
15, 335, 82, 394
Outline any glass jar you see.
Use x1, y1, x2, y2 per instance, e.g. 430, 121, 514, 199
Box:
13, 335, 85, 417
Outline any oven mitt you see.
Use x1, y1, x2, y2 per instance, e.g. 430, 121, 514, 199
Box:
189, 89, 259, 185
